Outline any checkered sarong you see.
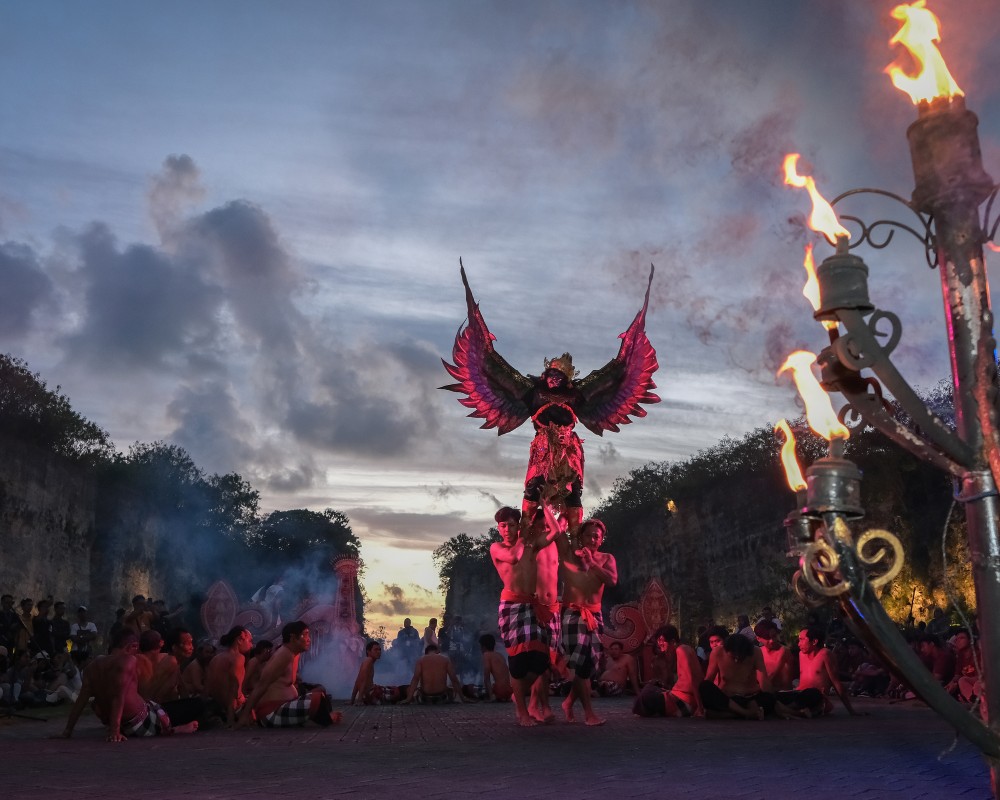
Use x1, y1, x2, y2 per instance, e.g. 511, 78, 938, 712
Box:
260, 695, 314, 728
498, 600, 549, 656
561, 608, 603, 676
122, 700, 169, 737
538, 603, 562, 659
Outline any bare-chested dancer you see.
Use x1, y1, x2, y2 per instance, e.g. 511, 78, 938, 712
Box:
56, 629, 197, 741
633, 625, 703, 717
236, 621, 341, 728
490, 505, 561, 726
699, 633, 793, 720
777, 627, 861, 716
206, 626, 253, 727
598, 641, 641, 696
479, 634, 513, 702
351, 641, 386, 705
400, 643, 466, 704
560, 518, 617, 726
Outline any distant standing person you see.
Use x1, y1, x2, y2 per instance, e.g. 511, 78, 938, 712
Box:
423, 618, 439, 650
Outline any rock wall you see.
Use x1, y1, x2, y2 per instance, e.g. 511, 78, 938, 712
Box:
0, 437, 211, 639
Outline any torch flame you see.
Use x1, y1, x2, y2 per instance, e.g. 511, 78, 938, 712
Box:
801, 244, 839, 332
778, 350, 850, 441
774, 418, 807, 492
783, 154, 850, 242
886, 1, 963, 104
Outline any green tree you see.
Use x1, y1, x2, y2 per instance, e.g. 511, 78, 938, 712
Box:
0, 353, 114, 462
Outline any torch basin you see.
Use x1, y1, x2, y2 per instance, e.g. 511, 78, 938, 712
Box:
816, 249, 873, 320
907, 97, 995, 213
784, 508, 813, 556
804, 456, 864, 519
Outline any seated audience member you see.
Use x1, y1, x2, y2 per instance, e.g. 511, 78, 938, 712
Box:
849, 654, 891, 698
778, 627, 862, 716
917, 634, 956, 689
634, 624, 704, 718
0, 595, 18, 652
699, 633, 786, 720
70, 607, 98, 662
597, 641, 641, 696
401, 644, 466, 704
755, 622, 793, 691
479, 634, 513, 702
757, 606, 782, 632
926, 606, 951, 638
2, 650, 35, 706
45, 650, 84, 704
833, 638, 868, 684
206, 626, 253, 726
946, 629, 981, 703
58, 629, 197, 741
351, 641, 398, 705
243, 640, 274, 697
237, 621, 342, 728
181, 640, 216, 698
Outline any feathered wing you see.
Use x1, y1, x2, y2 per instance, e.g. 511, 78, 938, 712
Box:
440, 261, 533, 435
575, 265, 661, 436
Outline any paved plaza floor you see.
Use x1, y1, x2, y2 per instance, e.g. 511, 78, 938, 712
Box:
0, 697, 991, 799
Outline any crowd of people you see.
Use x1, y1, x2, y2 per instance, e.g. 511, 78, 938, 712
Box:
0, 533, 985, 740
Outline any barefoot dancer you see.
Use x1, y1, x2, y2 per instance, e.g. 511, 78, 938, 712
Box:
560, 518, 617, 727
490, 505, 561, 726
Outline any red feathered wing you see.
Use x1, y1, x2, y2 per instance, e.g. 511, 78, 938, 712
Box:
440, 262, 533, 435
575, 265, 660, 436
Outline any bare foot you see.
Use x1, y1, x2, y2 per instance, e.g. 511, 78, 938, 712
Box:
749, 701, 764, 721
328, 711, 343, 725
561, 697, 576, 723
172, 721, 199, 734
584, 715, 606, 727
517, 712, 538, 727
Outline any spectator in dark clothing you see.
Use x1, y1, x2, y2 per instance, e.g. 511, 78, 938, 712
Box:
32, 600, 55, 656
0, 594, 19, 651
50, 602, 72, 654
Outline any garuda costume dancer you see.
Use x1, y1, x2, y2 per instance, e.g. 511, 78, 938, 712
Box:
442, 262, 660, 533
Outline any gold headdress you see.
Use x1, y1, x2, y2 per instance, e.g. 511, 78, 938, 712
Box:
543, 353, 578, 381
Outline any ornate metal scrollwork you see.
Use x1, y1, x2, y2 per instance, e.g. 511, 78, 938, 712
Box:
831, 188, 937, 269
796, 517, 905, 600
855, 526, 905, 590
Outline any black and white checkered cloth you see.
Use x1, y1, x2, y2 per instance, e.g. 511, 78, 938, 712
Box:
121, 700, 170, 737
497, 600, 549, 655
561, 608, 603, 675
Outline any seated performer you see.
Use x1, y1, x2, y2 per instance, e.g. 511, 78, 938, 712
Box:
755, 621, 793, 691
777, 627, 861, 717
560, 518, 617, 726
351, 640, 398, 705
597, 641, 640, 696
633, 624, 704, 718
699, 633, 781, 720
236, 621, 341, 728
206, 626, 253, 727
57, 629, 197, 741
479, 634, 514, 702
400, 644, 466, 704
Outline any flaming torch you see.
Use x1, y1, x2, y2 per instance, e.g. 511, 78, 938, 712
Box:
781, 1, 1000, 781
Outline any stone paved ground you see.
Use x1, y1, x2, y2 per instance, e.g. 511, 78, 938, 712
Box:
0, 697, 991, 799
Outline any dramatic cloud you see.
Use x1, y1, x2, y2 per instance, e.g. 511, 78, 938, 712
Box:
0, 241, 54, 337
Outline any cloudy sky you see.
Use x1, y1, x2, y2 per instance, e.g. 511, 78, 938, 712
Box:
3, 1, 1000, 634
